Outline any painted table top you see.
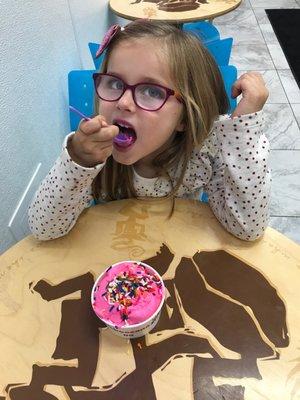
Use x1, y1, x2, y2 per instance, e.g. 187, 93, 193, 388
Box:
109, 0, 242, 23
0, 198, 299, 399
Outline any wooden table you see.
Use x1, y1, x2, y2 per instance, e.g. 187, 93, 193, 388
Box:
109, 0, 242, 23
1, 198, 299, 400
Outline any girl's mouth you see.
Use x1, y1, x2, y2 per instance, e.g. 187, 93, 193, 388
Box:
113, 123, 137, 149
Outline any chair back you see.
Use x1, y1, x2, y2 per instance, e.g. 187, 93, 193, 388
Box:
88, 43, 105, 70
68, 70, 95, 131
206, 38, 233, 66
183, 21, 220, 43
219, 65, 237, 113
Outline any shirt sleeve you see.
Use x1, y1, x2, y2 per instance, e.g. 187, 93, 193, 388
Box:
28, 133, 105, 240
204, 110, 271, 241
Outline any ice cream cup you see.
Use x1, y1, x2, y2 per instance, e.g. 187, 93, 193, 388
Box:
91, 261, 165, 339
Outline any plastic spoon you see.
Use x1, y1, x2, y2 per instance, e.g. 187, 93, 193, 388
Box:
69, 106, 133, 147
69, 105, 91, 121
114, 132, 135, 147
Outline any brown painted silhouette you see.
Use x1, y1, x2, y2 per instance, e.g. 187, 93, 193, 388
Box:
6, 273, 105, 399
193, 251, 289, 348
130, 0, 208, 12
6, 244, 289, 400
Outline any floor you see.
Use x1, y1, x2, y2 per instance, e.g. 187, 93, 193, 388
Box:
213, 0, 300, 244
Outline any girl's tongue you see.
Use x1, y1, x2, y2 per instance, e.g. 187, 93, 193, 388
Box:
114, 125, 137, 148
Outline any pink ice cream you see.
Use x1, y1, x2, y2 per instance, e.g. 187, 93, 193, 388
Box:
92, 261, 164, 328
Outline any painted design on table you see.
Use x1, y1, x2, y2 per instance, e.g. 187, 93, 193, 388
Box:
4, 243, 289, 400
111, 203, 148, 258
131, 0, 208, 12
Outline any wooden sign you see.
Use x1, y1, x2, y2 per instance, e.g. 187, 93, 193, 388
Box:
109, 0, 242, 22
0, 198, 299, 399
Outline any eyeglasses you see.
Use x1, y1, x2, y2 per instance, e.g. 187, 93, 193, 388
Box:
93, 73, 182, 111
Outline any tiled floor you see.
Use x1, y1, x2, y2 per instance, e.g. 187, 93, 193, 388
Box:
214, 0, 300, 244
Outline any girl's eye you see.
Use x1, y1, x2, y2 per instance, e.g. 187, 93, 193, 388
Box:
107, 78, 124, 90
140, 85, 165, 99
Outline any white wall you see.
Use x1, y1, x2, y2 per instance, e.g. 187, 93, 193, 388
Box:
0, 0, 128, 253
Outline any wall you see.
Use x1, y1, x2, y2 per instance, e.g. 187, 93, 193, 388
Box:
0, 0, 127, 253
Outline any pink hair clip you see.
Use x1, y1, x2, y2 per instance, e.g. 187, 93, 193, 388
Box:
95, 25, 124, 58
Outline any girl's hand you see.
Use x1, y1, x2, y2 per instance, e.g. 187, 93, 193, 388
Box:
231, 72, 269, 118
67, 116, 119, 167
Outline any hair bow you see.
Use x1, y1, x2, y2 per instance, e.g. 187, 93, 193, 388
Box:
96, 24, 124, 58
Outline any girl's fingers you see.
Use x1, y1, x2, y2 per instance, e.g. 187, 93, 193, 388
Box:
231, 83, 242, 99
231, 72, 267, 99
78, 118, 119, 142
79, 115, 108, 135
99, 142, 115, 151
90, 125, 119, 143
230, 72, 268, 118
94, 138, 117, 149
80, 140, 114, 158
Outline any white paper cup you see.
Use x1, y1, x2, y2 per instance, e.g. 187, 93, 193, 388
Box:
91, 261, 165, 339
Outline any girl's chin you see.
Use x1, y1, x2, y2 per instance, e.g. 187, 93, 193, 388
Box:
111, 151, 137, 166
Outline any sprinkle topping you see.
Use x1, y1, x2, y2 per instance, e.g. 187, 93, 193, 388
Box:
92, 261, 164, 327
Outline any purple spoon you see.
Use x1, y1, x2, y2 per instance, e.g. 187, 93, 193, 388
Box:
69, 105, 91, 121
114, 132, 135, 147
69, 106, 133, 147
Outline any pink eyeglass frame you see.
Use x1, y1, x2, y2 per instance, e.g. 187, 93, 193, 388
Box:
93, 72, 182, 111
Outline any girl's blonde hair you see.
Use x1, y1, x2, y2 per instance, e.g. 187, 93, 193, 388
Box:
92, 20, 229, 202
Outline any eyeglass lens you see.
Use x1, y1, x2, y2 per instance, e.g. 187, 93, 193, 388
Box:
96, 75, 168, 111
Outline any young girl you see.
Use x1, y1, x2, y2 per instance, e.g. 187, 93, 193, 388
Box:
28, 20, 270, 241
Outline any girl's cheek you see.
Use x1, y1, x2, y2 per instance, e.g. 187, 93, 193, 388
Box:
98, 102, 112, 118
98, 101, 105, 113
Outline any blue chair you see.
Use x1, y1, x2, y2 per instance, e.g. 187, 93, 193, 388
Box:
182, 22, 233, 66
88, 42, 105, 70
219, 65, 237, 114
206, 37, 233, 66
200, 191, 209, 203
183, 21, 220, 43
68, 70, 95, 131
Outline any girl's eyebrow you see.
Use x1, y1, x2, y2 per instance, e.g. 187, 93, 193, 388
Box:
107, 71, 168, 86
139, 77, 166, 85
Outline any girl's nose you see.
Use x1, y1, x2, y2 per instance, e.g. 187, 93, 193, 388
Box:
117, 88, 136, 112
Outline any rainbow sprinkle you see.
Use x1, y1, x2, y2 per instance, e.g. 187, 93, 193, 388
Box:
104, 264, 162, 322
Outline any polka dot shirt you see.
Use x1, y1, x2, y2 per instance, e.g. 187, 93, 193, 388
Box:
28, 111, 271, 241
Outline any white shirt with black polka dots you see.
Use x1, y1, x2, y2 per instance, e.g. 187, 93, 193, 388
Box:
28, 111, 271, 241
